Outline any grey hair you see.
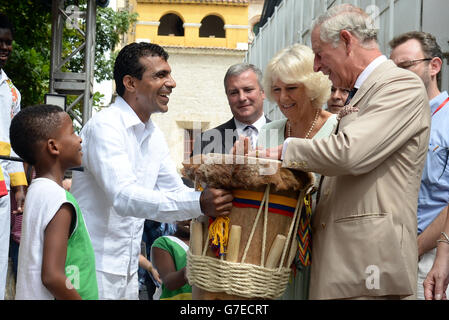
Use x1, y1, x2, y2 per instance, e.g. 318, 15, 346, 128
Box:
224, 63, 264, 91
313, 4, 378, 49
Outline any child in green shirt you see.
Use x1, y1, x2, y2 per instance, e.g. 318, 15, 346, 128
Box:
10, 104, 98, 300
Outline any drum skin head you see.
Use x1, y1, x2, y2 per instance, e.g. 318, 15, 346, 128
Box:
182, 153, 314, 192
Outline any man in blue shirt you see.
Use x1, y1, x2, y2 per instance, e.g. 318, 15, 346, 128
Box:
390, 31, 449, 299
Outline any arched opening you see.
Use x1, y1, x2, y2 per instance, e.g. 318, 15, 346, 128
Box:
158, 13, 184, 36
248, 15, 261, 43
199, 15, 225, 38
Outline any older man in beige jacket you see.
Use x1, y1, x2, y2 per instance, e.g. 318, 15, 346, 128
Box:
270, 4, 430, 299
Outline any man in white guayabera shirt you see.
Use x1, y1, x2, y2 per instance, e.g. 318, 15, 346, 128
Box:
71, 42, 233, 300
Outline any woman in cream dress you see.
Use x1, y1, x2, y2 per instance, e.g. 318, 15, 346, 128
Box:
258, 44, 338, 299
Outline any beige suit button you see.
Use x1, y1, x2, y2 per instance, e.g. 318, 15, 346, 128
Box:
324, 189, 330, 196
321, 223, 326, 229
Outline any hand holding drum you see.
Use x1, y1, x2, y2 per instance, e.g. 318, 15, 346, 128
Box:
230, 136, 282, 161
247, 145, 283, 160
199, 187, 233, 218
230, 135, 251, 156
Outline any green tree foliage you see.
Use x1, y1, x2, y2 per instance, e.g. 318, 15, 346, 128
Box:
0, 0, 137, 109
0, 1, 52, 109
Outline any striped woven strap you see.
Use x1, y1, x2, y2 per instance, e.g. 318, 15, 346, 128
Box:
295, 193, 312, 267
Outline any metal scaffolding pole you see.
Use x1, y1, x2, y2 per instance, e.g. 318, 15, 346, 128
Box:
49, 0, 96, 127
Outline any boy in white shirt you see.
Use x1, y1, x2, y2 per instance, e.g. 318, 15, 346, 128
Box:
10, 104, 98, 300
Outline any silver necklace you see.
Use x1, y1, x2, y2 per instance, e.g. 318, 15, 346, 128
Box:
287, 109, 320, 139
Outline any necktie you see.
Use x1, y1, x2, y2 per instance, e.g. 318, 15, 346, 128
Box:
243, 125, 257, 149
345, 87, 358, 105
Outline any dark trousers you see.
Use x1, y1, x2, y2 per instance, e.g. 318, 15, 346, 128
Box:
9, 239, 19, 281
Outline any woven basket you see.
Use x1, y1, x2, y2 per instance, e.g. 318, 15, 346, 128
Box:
183, 154, 314, 299
187, 251, 291, 299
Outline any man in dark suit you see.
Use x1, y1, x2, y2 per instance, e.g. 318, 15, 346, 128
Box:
192, 63, 270, 155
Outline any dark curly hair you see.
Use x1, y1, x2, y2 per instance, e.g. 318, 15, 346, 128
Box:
114, 42, 169, 97
10, 105, 65, 165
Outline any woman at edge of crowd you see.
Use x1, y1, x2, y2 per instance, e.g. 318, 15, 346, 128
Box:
257, 43, 338, 300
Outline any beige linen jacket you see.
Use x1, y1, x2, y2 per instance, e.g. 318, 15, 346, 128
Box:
282, 60, 430, 299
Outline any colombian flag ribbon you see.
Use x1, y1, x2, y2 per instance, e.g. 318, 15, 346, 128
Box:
231, 189, 297, 218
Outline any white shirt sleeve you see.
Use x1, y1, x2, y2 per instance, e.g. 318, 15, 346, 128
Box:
82, 117, 202, 223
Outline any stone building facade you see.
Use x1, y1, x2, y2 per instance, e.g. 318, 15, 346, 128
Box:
125, 0, 262, 170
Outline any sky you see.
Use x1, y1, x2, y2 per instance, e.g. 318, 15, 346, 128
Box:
92, 0, 117, 108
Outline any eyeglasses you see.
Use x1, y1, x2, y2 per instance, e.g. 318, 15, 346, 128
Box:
396, 58, 432, 69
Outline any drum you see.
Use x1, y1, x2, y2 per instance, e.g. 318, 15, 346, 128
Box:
182, 153, 314, 300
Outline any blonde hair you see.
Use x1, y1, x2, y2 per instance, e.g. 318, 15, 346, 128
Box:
263, 43, 331, 109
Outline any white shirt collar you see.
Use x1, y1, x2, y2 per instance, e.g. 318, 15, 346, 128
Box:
114, 96, 154, 143
354, 55, 387, 89
114, 96, 153, 129
234, 114, 267, 134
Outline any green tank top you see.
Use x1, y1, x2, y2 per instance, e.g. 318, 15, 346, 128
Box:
152, 236, 192, 300
65, 191, 99, 300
